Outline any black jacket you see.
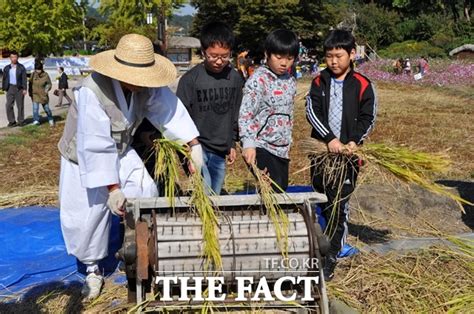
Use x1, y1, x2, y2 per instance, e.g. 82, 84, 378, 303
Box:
306, 68, 377, 145
58, 72, 69, 89
2, 63, 27, 91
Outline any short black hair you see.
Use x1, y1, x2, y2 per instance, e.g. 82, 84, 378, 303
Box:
200, 22, 235, 50
264, 29, 299, 58
59, 66, 64, 72
9, 51, 19, 56
34, 62, 43, 70
323, 29, 356, 55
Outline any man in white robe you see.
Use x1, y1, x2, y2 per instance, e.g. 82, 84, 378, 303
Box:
58, 34, 203, 299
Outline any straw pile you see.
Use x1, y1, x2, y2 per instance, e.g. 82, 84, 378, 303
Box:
0, 187, 57, 209
329, 237, 474, 312
299, 139, 473, 211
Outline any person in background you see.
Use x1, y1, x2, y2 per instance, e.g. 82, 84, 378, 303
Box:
177, 21, 244, 195
237, 50, 249, 80
403, 58, 411, 75
239, 29, 298, 192
306, 29, 377, 282
28, 62, 55, 126
393, 58, 403, 74
247, 59, 256, 77
418, 56, 429, 76
56, 67, 73, 107
2, 51, 27, 127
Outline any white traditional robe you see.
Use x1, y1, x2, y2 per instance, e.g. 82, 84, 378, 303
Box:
59, 80, 198, 263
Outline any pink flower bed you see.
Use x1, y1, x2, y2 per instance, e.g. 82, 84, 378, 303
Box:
357, 59, 474, 87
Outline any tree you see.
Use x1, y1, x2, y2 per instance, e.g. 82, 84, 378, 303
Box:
190, 0, 241, 41
190, 0, 326, 55
0, 0, 82, 56
355, 3, 402, 49
95, 0, 185, 47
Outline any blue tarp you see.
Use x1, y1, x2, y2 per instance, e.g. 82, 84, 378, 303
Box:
0, 187, 358, 299
0, 206, 122, 300
0, 207, 78, 299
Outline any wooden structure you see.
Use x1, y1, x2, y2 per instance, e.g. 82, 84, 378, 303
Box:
167, 36, 200, 67
449, 44, 474, 60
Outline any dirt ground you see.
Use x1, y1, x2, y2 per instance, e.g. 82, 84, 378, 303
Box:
0, 78, 473, 312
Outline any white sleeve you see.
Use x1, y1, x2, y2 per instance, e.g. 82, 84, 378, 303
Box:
76, 87, 119, 188
145, 87, 199, 144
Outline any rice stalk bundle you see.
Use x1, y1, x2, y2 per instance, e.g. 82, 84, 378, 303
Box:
299, 139, 472, 212
153, 138, 222, 271
189, 171, 222, 271
153, 138, 188, 208
308, 153, 351, 239
250, 163, 290, 258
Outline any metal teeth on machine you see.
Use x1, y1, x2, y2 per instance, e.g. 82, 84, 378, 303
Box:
121, 192, 330, 312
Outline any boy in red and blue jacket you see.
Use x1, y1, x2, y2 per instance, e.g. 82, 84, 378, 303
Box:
306, 29, 377, 281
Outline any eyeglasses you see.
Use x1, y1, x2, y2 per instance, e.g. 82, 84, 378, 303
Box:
203, 52, 232, 62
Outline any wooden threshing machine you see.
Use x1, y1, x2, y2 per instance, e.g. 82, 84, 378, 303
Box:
118, 192, 330, 312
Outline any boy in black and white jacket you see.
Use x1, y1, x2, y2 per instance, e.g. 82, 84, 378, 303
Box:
306, 29, 377, 281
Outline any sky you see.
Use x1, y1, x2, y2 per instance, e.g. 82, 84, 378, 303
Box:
87, 1, 195, 16
174, 3, 196, 16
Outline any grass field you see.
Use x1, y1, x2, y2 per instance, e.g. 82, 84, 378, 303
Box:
0, 72, 473, 312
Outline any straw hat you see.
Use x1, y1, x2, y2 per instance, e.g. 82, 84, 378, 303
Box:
89, 34, 177, 88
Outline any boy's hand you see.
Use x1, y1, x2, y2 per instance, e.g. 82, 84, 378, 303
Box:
242, 147, 256, 165
227, 147, 237, 165
346, 141, 358, 154
327, 138, 344, 153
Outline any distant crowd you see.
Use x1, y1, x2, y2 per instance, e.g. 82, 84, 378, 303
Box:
392, 56, 429, 76
1, 52, 73, 127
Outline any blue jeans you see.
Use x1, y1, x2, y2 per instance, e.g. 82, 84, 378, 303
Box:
201, 148, 226, 195
33, 102, 53, 123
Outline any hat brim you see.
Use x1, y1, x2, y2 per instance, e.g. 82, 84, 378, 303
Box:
89, 50, 177, 88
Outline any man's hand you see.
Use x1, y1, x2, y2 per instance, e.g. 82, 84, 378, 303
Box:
242, 147, 256, 165
188, 143, 203, 174
327, 138, 344, 153
107, 188, 126, 216
227, 147, 237, 165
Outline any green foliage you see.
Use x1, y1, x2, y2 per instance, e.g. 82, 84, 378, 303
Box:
0, 0, 82, 56
392, 0, 411, 8
78, 49, 94, 55
354, 1, 471, 54
191, 0, 326, 54
379, 40, 446, 58
416, 14, 447, 41
235, 1, 300, 54
95, 0, 185, 47
190, 0, 241, 41
169, 14, 193, 35
355, 3, 402, 49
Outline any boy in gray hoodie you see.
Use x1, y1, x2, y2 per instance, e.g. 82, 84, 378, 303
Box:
239, 29, 298, 191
